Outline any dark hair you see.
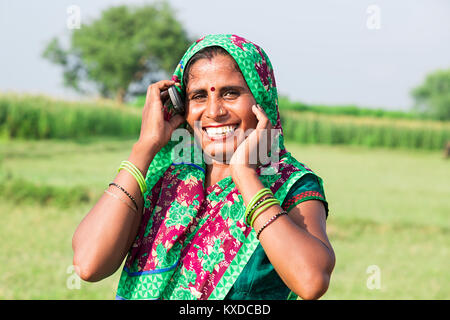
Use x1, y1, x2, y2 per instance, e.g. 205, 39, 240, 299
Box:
182, 46, 241, 91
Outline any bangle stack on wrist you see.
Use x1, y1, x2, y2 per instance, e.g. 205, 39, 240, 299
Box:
244, 187, 287, 240
103, 160, 148, 215
118, 160, 147, 197
245, 188, 272, 226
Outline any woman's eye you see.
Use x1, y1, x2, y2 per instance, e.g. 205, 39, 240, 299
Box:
224, 90, 239, 98
192, 94, 206, 100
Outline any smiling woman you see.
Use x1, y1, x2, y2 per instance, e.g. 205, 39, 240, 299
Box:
72, 34, 335, 300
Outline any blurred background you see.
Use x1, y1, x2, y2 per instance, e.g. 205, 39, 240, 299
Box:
0, 0, 449, 299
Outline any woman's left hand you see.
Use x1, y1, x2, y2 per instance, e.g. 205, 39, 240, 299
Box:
229, 104, 273, 177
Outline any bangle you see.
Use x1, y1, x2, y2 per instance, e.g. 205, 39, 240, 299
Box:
119, 161, 146, 194
247, 195, 276, 226
118, 160, 147, 196
250, 198, 280, 227
244, 188, 272, 224
256, 210, 287, 240
109, 182, 139, 211
249, 194, 273, 216
104, 190, 138, 214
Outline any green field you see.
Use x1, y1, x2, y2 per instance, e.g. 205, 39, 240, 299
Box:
0, 138, 449, 299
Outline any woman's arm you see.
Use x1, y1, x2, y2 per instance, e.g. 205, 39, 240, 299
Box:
72, 142, 156, 282
232, 168, 335, 300
72, 80, 185, 282
229, 105, 335, 299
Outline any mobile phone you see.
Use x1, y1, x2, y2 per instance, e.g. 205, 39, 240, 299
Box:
166, 85, 185, 115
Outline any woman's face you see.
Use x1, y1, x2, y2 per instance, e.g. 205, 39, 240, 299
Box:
185, 54, 257, 163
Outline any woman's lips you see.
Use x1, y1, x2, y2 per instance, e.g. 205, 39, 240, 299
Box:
202, 124, 239, 141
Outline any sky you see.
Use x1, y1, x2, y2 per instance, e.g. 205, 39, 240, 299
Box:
0, 0, 449, 110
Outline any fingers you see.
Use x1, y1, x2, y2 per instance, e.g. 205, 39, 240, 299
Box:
145, 79, 175, 105
149, 79, 175, 92
251, 104, 273, 163
252, 104, 272, 130
160, 89, 170, 104
168, 114, 185, 130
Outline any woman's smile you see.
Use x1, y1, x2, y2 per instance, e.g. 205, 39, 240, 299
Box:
202, 123, 239, 140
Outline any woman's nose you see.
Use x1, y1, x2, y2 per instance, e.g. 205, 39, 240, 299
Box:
205, 97, 226, 118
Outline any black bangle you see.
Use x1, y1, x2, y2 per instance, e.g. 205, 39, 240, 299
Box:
256, 210, 287, 240
249, 194, 274, 215
109, 182, 139, 212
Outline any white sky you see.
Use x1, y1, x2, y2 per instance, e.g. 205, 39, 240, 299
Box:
0, 0, 449, 110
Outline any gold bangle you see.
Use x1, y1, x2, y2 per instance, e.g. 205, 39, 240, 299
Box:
104, 190, 138, 214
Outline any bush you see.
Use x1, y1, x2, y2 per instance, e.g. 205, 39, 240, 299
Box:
0, 178, 92, 208
280, 111, 450, 150
278, 95, 420, 119
0, 93, 141, 140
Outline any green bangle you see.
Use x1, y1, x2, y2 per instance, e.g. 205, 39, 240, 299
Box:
246, 188, 271, 212
124, 163, 146, 194
247, 196, 276, 226
250, 198, 280, 227
119, 165, 145, 195
119, 162, 144, 188
123, 161, 146, 192
245, 188, 272, 223
118, 161, 147, 195
122, 162, 145, 187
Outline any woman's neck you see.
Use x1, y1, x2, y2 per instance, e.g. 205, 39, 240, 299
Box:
205, 162, 231, 189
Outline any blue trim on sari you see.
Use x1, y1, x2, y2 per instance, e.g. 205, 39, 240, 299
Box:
123, 259, 179, 277
172, 162, 205, 173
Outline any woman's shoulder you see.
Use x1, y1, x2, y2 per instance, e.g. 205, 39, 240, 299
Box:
282, 171, 329, 217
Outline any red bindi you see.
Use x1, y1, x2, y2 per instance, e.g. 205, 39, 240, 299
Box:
210, 86, 215, 91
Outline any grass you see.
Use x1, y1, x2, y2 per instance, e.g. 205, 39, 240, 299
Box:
0, 139, 449, 299
287, 143, 450, 299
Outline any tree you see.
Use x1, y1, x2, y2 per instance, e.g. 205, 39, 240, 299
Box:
411, 69, 450, 121
43, 2, 192, 103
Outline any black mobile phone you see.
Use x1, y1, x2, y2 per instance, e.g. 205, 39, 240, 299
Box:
165, 85, 185, 115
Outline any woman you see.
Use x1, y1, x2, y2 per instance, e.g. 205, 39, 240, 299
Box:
72, 34, 335, 300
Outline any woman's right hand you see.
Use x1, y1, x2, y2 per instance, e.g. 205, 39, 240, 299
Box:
137, 80, 185, 152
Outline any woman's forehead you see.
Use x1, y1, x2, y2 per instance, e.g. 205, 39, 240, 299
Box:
186, 55, 246, 89
189, 54, 239, 75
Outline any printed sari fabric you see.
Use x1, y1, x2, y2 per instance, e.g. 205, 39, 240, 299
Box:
116, 34, 327, 300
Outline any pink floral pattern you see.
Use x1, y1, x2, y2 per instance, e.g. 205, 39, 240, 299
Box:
254, 45, 276, 91
230, 34, 251, 51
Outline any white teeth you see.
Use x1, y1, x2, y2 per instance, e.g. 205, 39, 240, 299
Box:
205, 125, 236, 136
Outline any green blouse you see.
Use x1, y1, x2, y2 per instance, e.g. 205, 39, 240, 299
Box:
225, 173, 329, 300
